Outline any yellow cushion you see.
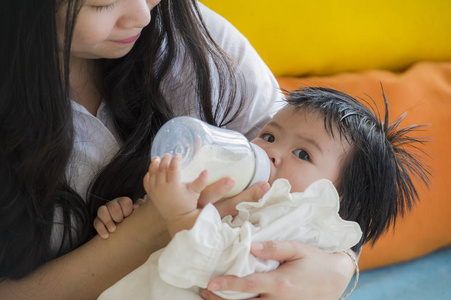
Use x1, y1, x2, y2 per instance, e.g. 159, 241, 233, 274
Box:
201, 0, 451, 76
277, 62, 451, 270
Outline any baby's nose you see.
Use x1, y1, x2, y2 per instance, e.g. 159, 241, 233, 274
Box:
267, 150, 281, 167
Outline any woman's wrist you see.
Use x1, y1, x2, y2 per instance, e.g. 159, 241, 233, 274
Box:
338, 250, 360, 300
335, 249, 358, 275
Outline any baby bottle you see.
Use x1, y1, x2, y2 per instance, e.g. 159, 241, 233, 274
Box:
151, 116, 271, 198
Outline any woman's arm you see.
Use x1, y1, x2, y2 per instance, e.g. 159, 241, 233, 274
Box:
0, 201, 170, 300
0, 176, 269, 300
201, 241, 356, 300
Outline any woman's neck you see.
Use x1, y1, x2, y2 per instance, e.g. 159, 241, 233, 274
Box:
69, 57, 102, 116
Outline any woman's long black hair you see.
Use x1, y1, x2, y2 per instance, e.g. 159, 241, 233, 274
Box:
88, 0, 243, 210
0, 0, 244, 279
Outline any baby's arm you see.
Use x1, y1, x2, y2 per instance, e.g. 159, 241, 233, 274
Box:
143, 154, 209, 237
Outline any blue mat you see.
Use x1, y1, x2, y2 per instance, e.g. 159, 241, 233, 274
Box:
346, 246, 451, 300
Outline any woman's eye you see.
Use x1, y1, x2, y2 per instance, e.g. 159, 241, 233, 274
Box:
93, 2, 116, 12
262, 133, 275, 143
293, 149, 310, 161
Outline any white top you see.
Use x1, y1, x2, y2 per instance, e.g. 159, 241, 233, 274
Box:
98, 179, 362, 300
51, 1, 281, 255
63, 0, 283, 294
65, 1, 282, 200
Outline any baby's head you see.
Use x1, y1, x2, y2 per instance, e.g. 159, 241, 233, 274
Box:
252, 87, 430, 248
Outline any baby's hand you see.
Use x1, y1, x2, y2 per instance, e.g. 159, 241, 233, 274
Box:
93, 197, 135, 239
143, 154, 208, 235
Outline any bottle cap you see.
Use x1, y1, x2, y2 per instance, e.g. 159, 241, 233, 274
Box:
248, 143, 271, 187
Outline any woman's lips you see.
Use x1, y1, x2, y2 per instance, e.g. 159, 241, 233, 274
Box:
112, 33, 141, 44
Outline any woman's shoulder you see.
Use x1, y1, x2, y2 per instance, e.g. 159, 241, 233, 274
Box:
197, 2, 283, 138
197, 2, 252, 57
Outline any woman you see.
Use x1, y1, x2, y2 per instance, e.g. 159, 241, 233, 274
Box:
0, 0, 356, 299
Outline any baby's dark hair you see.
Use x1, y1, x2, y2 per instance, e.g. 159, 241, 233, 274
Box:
285, 87, 431, 250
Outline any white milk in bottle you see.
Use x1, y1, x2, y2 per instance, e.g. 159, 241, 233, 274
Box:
151, 116, 270, 197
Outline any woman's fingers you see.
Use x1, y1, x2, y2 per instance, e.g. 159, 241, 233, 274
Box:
206, 241, 347, 300
190, 170, 209, 194
213, 181, 270, 218
250, 240, 309, 262
207, 273, 272, 295
197, 177, 236, 207
205, 266, 297, 299
200, 289, 260, 300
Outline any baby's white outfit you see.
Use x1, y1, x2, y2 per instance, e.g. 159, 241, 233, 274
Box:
98, 179, 362, 299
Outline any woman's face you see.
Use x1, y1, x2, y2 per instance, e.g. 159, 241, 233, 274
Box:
56, 0, 161, 59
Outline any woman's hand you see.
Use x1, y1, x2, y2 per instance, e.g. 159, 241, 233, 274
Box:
200, 241, 355, 300
198, 180, 270, 218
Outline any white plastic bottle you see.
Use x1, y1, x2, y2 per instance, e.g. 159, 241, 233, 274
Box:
151, 116, 270, 197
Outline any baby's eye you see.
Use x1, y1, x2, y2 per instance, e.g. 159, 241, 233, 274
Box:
293, 149, 310, 161
262, 133, 275, 143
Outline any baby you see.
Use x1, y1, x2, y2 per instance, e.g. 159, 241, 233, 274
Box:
96, 87, 430, 300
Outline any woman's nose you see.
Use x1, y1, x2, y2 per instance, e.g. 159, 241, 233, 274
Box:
118, 0, 153, 29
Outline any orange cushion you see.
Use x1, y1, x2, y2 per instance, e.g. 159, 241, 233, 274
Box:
277, 62, 451, 271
